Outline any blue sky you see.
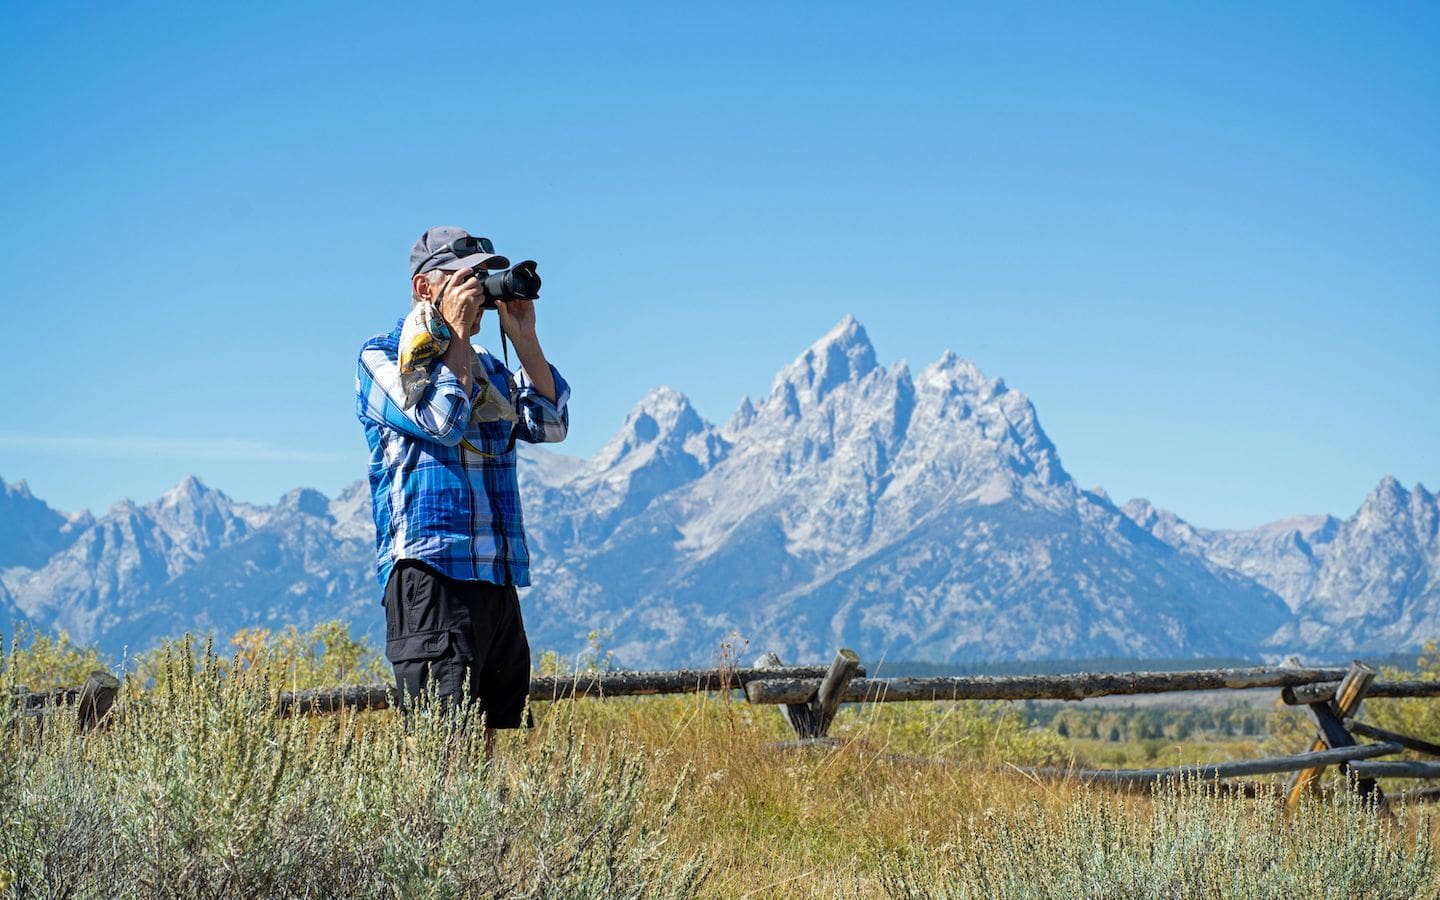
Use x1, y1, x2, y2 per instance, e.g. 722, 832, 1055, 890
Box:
1, 2, 1435, 529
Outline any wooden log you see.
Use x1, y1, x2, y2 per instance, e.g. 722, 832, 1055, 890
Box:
745, 665, 1350, 705
1344, 720, 1440, 758
75, 671, 120, 731
1024, 741, 1403, 785
768, 737, 843, 752
751, 653, 820, 738
1391, 785, 1440, 804
11, 686, 82, 710
814, 649, 861, 737
1283, 679, 1440, 705
1286, 662, 1378, 809
530, 664, 863, 700
272, 664, 870, 717
1347, 760, 1440, 780
277, 684, 398, 717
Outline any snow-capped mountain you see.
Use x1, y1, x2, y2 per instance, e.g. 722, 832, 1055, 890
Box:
1, 478, 374, 654
518, 317, 1287, 664
1124, 477, 1440, 656
2, 318, 1434, 666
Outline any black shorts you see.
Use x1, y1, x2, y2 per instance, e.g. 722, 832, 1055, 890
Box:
382, 560, 531, 728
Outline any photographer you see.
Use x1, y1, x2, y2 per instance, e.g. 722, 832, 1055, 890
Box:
355, 226, 569, 746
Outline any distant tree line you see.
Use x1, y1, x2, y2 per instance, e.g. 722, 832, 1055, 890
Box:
1016, 700, 1270, 743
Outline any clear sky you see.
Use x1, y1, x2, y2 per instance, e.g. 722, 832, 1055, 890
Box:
1, 2, 1435, 530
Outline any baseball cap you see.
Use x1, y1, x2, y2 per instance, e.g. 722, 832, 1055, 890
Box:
410, 226, 511, 278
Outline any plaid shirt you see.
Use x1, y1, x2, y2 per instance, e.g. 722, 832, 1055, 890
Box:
356, 317, 570, 589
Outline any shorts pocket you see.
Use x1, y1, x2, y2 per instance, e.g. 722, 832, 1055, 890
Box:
386, 630, 452, 664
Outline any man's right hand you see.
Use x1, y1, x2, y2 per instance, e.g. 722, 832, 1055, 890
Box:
436, 269, 481, 340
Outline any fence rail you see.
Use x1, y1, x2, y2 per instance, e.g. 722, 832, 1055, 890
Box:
743, 666, 1361, 705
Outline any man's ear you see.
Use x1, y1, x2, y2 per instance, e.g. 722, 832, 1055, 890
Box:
412, 273, 432, 302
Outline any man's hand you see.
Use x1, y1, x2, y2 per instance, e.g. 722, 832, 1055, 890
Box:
436, 269, 481, 340
495, 299, 556, 403
494, 297, 538, 342
435, 270, 479, 392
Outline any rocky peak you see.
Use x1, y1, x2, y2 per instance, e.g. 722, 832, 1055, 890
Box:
1354, 476, 1417, 534
145, 475, 249, 555
278, 487, 332, 519
567, 387, 731, 528
911, 350, 1068, 491
919, 349, 989, 393
723, 396, 757, 439
4, 478, 36, 501
154, 475, 212, 511
590, 387, 717, 471
766, 316, 879, 416
1121, 498, 1206, 549
0, 475, 77, 568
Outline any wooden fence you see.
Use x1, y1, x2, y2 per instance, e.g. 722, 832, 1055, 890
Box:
13, 650, 1440, 809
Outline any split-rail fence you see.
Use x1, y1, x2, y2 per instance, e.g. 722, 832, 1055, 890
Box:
14, 650, 1440, 809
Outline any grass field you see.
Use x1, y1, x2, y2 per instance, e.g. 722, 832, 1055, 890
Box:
4, 630, 1440, 898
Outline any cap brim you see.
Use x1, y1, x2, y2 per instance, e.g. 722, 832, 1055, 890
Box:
453, 252, 511, 271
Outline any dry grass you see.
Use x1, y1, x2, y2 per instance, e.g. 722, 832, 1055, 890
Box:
5, 635, 1440, 897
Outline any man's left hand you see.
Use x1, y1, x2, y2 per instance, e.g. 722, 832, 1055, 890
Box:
493, 298, 556, 402
494, 298, 538, 343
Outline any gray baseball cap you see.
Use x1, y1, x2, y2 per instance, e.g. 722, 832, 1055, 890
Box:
409, 226, 511, 278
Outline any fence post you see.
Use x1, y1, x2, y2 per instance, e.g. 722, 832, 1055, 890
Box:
75, 670, 120, 731
753, 652, 821, 738
815, 649, 861, 737
752, 650, 859, 739
1286, 660, 1379, 809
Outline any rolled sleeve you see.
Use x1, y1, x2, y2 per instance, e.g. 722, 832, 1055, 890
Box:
515, 363, 570, 444
357, 347, 472, 447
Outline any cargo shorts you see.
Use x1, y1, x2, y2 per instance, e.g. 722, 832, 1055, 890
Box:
382, 560, 531, 728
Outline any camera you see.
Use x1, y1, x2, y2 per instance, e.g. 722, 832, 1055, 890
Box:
472, 260, 541, 307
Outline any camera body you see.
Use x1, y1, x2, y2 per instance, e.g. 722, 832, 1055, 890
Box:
473, 260, 541, 308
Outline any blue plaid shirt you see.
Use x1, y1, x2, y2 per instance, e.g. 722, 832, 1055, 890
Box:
356, 317, 570, 589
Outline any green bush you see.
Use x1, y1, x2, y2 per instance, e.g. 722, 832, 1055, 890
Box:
0, 627, 108, 692
1367, 639, 1440, 748
124, 621, 389, 691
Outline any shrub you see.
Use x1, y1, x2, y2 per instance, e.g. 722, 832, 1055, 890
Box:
0, 641, 706, 899
1368, 639, 1440, 748
881, 781, 1440, 898
0, 627, 108, 692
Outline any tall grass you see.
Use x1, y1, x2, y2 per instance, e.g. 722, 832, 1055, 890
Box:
4, 630, 1440, 897
0, 641, 704, 898
881, 782, 1439, 899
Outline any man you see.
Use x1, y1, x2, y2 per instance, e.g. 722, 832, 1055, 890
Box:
356, 225, 569, 740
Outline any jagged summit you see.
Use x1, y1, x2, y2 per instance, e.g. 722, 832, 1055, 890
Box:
590, 386, 719, 472
768, 316, 879, 414
0, 475, 74, 568
3, 477, 36, 500
155, 475, 217, 509
723, 396, 757, 439
278, 487, 331, 518
919, 349, 996, 396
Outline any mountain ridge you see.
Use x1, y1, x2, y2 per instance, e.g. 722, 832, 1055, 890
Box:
3, 318, 1436, 666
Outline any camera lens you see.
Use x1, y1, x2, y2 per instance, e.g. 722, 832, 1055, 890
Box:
479, 260, 541, 305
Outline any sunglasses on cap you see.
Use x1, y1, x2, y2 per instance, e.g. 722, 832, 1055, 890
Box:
414, 235, 498, 273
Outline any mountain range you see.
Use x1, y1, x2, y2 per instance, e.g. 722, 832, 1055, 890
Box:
3, 317, 1436, 667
